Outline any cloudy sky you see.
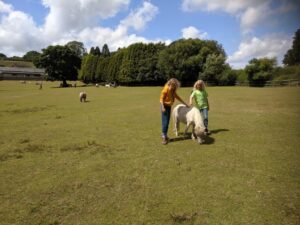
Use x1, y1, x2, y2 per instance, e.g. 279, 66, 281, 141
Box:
0, 0, 299, 68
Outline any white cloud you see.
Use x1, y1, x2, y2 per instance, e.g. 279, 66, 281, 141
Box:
0, 0, 171, 57
120, 1, 159, 32
42, 0, 130, 39
0, 3, 46, 56
0, 0, 12, 13
240, 4, 269, 33
181, 26, 208, 39
227, 35, 292, 68
77, 26, 171, 52
182, 0, 265, 14
181, 0, 296, 32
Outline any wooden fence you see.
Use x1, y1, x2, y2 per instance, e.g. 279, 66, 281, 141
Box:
235, 80, 300, 87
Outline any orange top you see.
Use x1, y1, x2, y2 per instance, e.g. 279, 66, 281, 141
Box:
160, 85, 176, 106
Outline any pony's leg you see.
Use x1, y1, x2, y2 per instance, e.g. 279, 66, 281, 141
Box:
191, 124, 196, 140
184, 122, 191, 136
175, 118, 179, 136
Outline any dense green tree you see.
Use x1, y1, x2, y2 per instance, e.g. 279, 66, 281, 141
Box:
218, 65, 237, 86
90, 47, 95, 55
199, 54, 226, 84
37, 45, 81, 86
117, 43, 165, 84
106, 50, 124, 82
0, 53, 7, 59
283, 29, 300, 66
272, 64, 300, 81
66, 41, 87, 58
79, 53, 100, 83
94, 46, 101, 56
102, 44, 110, 57
157, 39, 225, 85
9, 56, 23, 61
78, 56, 88, 82
23, 51, 41, 66
96, 56, 110, 82
245, 57, 277, 86
78, 39, 234, 85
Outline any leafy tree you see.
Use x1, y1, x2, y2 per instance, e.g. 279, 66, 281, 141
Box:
0, 53, 7, 59
234, 69, 248, 83
23, 51, 41, 66
157, 39, 225, 85
96, 56, 110, 82
272, 64, 300, 81
66, 41, 87, 58
283, 29, 300, 66
218, 65, 237, 86
94, 46, 101, 56
245, 57, 277, 86
117, 43, 165, 84
90, 47, 95, 55
199, 53, 226, 84
106, 50, 124, 82
78, 56, 88, 82
9, 56, 23, 61
79, 52, 100, 83
102, 44, 110, 57
37, 45, 81, 86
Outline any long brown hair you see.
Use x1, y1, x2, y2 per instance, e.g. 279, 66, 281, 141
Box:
166, 78, 180, 98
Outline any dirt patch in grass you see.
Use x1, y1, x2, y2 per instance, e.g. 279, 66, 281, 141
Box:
19, 138, 31, 144
60, 140, 125, 155
15, 144, 50, 153
0, 153, 23, 161
170, 212, 198, 223
0, 144, 51, 162
3, 105, 54, 114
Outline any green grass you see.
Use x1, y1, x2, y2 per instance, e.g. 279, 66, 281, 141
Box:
0, 60, 34, 68
0, 81, 300, 225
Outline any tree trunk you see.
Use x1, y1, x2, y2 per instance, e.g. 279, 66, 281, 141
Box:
62, 79, 68, 87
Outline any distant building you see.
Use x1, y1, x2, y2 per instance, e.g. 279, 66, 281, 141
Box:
0, 67, 46, 80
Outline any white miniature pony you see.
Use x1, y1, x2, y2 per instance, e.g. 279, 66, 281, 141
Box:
173, 104, 206, 144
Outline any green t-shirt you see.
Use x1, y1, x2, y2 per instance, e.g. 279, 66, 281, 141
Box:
191, 89, 208, 109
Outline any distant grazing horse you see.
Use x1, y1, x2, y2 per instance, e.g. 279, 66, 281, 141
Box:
172, 104, 206, 144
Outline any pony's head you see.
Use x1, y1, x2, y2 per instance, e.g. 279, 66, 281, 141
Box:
194, 126, 206, 144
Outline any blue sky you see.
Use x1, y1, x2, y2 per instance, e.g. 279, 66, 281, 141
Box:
0, 0, 299, 68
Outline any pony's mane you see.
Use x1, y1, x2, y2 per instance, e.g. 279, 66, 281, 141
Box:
192, 107, 205, 128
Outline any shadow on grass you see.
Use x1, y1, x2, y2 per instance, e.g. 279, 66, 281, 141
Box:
168, 128, 229, 144
169, 132, 215, 145
210, 128, 230, 134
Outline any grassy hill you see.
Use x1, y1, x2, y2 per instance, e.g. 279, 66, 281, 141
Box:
0, 81, 299, 225
0, 60, 35, 68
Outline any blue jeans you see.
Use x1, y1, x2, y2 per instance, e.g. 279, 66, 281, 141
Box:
161, 105, 171, 137
200, 108, 208, 129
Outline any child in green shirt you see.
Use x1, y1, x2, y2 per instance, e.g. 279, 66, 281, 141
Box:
189, 80, 210, 134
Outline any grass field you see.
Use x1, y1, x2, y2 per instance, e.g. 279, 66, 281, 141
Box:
0, 81, 299, 225
0, 60, 34, 68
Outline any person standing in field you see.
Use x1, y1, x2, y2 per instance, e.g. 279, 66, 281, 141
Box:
160, 78, 189, 145
189, 80, 210, 135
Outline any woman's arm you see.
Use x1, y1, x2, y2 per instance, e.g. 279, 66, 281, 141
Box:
189, 95, 193, 107
175, 93, 189, 107
160, 101, 165, 112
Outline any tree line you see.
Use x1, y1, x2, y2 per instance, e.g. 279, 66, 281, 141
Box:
79, 39, 238, 86
1, 29, 299, 87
